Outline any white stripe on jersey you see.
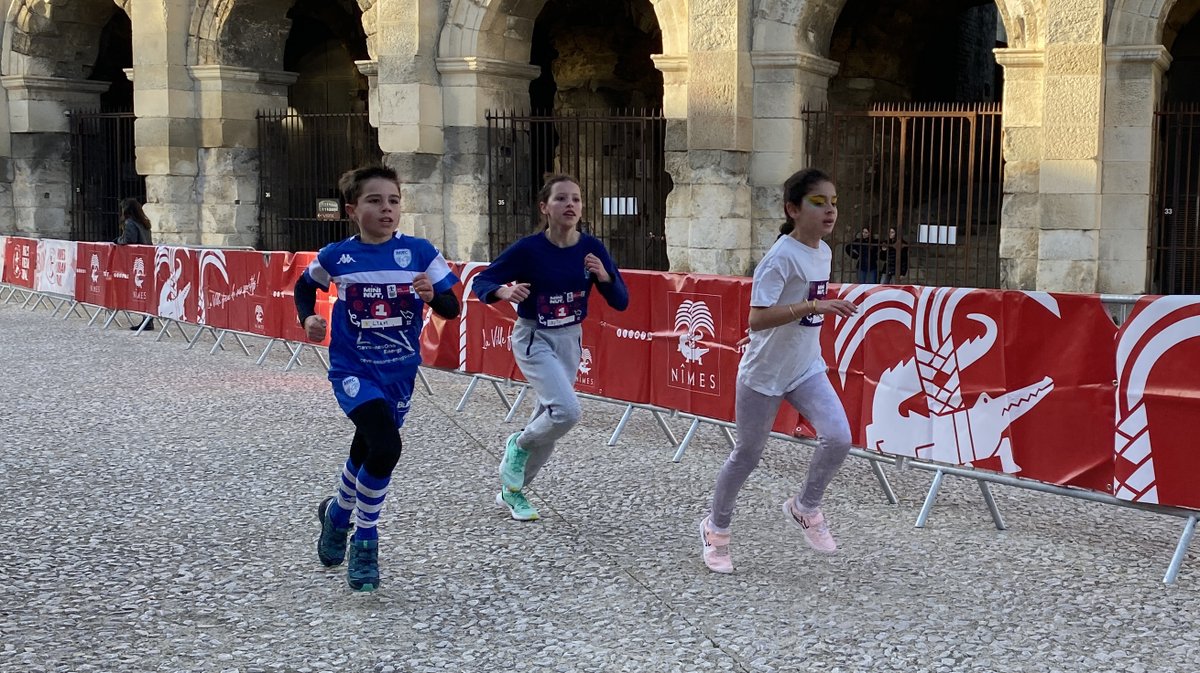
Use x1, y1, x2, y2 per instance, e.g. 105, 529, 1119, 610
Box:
307, 258, 332, 288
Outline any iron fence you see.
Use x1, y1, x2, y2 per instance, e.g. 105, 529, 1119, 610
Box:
1151, 103, 1200, 295
803, 103, 1004, 288
257, 110, 381, 253
68, 110, 145, 242
486, 109, 670, 270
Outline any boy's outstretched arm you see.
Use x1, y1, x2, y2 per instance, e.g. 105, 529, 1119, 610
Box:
427, 290, 460, 320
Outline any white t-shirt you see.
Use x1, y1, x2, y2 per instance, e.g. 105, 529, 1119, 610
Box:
738, 235, 832, 397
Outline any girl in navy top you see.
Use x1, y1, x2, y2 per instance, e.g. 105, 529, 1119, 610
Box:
471, 175, 629, 521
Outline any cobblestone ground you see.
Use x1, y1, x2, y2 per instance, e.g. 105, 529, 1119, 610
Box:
0, 296, 1197, 673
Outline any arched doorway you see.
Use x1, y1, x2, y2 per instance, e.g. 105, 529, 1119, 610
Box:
488, 0, 670, 269
257, 0, 379, 252
1152, 3, 1200, 294
809, 0, 1007, 288
70, 7, 143, 242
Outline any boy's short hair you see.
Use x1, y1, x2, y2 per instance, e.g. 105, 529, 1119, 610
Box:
338, 165, 400, 205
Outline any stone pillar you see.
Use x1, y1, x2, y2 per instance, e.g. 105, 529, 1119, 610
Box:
0, 82, 11, 234
1036, 4, 1106, 292
749, 51, 839, 256
994, 48, 1045, 290
189, 65, 295, 248
653, 54, 691, 273
436, 57, 539, 262
129, 0, 201, 245
662, 1, 755, 275
1100, 45, 1170, 294
1, 76, 108, 238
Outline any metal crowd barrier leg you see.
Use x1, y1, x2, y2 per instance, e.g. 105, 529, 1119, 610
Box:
651, 410, 679, 447
1164, 515, 1197, 585
489, 379, 515, 412
255, 339, 278, 366
230, 333, 253, 357
979, 481, 1007, 530
607, 405, 635, 446
915, 469, 946, 528
671, 417, 702, 462
208, 330, 228, 355
284, 342, 305, 371
416, 368, 433, 395
504, 386, 529, 422
455, 375, 483, 412
869, 459, 899, 506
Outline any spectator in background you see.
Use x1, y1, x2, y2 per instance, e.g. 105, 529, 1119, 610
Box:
879, 227, 909, 284
844, 226, 879, 284
115, 198, 154, 331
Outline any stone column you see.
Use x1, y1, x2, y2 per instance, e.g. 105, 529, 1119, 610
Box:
1, 76, 108, 238
662, 1, 755, 275
436, 57, 540, 262
1035, 5, 1107, 292
129, 0, 201, 245
749, 51, 839, 256
188, 65, 295, 249
0, 82, 12, 233
994, 48, 1045, 290
1100, 45, 1170, 294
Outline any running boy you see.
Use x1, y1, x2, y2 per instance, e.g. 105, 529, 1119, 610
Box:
295, 165, 460, 592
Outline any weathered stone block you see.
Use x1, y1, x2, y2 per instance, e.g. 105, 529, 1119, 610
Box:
1003, 161, 1040, 194
1041, 193, 1100, 230
1102, 77, 1154, 127
1103, 126, 1152, 162
1001, 192, 1040, 230
1043, 126, 1100, 160
999, 256, 1037, 290
1098, 256, 1148, 294
689, 216, 751, 250
1040, 159, 1100, 194
1100, 193, 1150, 231
1039, 228, 1097, 260
1045, 44, 1104, 76
1097, 226, 1149, 261
1002, 127, 1043, 163
1036, 258, 1097, 293
1101, 161, 1151, 195
999, 226, 1039, 258
1043, 77, 1102, 128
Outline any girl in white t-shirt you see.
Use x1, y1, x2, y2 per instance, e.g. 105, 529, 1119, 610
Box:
699, 168, 860, 574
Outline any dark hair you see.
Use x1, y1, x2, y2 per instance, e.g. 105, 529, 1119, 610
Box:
779, 168, 833, 236
338, 165, 400, 205
536, 174, 580, 228
119, 198, 151, 230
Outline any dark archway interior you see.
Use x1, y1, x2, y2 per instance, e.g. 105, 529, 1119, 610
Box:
91, 10, 132, 111
1164, 3, 1200, 103
284, 0, 370, 113
828, 0, 1004, 108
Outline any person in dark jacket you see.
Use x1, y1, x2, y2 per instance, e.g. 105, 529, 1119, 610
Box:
844, 227, 879, 284
115, 198, 155, 331
879, 227, 909, 284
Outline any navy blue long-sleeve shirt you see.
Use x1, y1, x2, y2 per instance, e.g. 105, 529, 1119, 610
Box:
470, 231, 629, 327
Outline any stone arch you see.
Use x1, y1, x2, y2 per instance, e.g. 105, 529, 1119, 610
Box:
749, 0, 1038, 55
2, 0, 127, 77
439, 0, 688, 61
189, 0, 376, 68
1107, 0, 1183, 46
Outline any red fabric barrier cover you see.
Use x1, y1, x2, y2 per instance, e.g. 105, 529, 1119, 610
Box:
109, 244, 156, 314
197, 249, 278, 335
825, 285, 1116, 489
419, 261, 466, 370
74, 243, 111, 305
152, 246, 198, 321
1114, 296, 1200, 509
461, 262, 523, 382
3, 237, 37, 288
269, 252, 331, 347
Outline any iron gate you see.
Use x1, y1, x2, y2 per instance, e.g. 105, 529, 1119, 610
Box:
1151, 103, 1200, 295
257, 110, 381, 253
68, 110, 145, 242
486, 109, 670, 270
803, 103, 1004, 288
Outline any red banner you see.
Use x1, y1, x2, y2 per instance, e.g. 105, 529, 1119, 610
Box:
1114, 296, 1200, 509
74, 243, 111, 306
108, 244, 156, 314
461, 262, 523, 382
2, 237, 37, 288
419, 261, 466, 370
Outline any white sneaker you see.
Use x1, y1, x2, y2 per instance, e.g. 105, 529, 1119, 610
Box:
699, 516, 733, 573
782, 499, 838, 554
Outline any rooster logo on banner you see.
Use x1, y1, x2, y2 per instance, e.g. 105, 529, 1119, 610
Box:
833, 286, 1057, 473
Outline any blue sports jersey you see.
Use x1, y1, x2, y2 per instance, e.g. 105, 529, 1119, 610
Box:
303, 234, 458, 421
470, 232, 628, 327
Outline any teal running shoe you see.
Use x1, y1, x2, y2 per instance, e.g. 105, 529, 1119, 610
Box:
346, 538, 380, 592
496, 489, 540, 521
316, 496, 351, 567
498, 432, 528, 492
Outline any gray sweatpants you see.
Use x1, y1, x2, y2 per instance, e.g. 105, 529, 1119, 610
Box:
709, 373, 852, 530
512, 319, 583, 487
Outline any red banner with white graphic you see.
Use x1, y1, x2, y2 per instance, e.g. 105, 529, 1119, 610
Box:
74, 243, 111, 306
1114, 296, 1200, 510
108, 244, 156, 314
419, 261, 467, 370
2, 237, 37, 288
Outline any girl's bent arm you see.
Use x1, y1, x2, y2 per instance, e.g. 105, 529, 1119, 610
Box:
427, 290, 460, 319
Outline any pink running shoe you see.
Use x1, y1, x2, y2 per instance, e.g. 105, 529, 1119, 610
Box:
782, 499, 838, 554
699, 516, 734, 574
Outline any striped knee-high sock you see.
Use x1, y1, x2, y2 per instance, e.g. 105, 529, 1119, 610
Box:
352, 468, 391, 541
330, 459, 359, 529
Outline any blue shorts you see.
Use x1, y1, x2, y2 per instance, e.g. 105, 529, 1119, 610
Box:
329, 367, 415, 427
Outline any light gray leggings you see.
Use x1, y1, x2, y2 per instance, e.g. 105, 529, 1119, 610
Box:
512, 319, 582, 487
709, 373, 852, 530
